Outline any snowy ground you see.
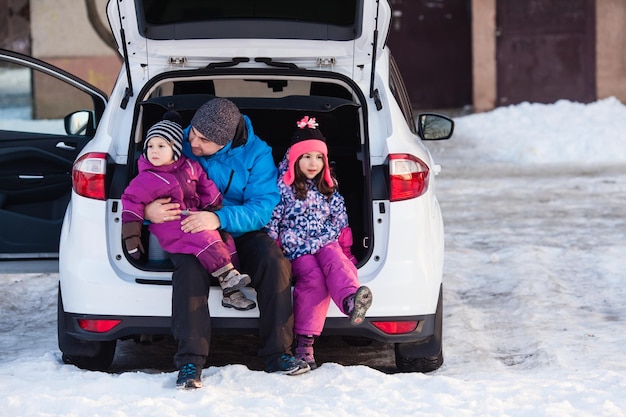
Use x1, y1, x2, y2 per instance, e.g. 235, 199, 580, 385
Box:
2, 98, 626, 416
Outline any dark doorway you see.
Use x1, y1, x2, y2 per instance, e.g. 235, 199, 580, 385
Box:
0, 0, 31, 54
496, 0, 596, 106
386, 0, 472, 110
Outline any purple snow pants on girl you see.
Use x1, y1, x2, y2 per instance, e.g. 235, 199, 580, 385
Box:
291, 241, 359, 336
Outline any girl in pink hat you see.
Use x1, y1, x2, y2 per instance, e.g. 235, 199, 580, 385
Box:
266, 116, 373, 369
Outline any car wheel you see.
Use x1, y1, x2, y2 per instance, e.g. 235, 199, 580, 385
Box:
57, 286, 117, 371
395, 347, 444, 373
394, 286, 444, 373
60, 345, 116, 371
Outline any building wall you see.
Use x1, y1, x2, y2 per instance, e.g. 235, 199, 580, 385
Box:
30, 0, 120, 95
596, 0, 626, 101
0, 0, 31, 54
24, 0, 626, 112
472, 0, 626, 112
471, 0, 497, 112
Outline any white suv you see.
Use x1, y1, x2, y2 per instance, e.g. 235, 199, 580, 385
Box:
52, 0, 453, 372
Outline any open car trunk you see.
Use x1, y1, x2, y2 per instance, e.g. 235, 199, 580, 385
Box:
120, 72, 374, 271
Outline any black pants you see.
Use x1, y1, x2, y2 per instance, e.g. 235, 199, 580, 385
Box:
171, 230, 294, 369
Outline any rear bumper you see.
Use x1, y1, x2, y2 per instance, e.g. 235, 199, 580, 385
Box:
61, 311, 437, 345
59, 281, 443, 362
61, 280, 442, 347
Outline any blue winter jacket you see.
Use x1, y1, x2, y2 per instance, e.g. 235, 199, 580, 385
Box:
182, 115, 280, 237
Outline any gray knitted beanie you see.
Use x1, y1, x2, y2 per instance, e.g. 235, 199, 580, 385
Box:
144, 119, 183, 161
190, 98, 241, 146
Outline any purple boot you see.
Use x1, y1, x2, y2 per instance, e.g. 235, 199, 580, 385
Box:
294, 334, 317, 370
343, 286, 373, 325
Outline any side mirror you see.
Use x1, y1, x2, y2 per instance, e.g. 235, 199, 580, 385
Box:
64, 110, 96, 136
417, 113, 454, 140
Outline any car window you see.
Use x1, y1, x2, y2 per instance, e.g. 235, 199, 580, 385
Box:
137, 0, 361, 41
0, 61, 96, 136
141, 0, 358, 25
388, 53, 417, 134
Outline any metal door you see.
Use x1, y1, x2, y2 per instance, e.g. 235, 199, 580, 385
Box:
496, 0, 596, 106
387, 0, 472, 110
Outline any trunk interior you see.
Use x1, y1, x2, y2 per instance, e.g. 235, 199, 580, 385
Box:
124, 77, 373, 271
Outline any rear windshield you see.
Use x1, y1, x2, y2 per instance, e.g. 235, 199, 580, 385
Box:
137, 0, 362, 41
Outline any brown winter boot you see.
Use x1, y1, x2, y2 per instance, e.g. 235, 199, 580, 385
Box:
222, 290, 256, 311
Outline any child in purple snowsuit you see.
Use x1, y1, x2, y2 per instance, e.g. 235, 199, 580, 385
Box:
265, 116, 373, 369
121, 114, 255, 311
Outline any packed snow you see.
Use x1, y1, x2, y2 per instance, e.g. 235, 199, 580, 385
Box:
1, 97, 626, 416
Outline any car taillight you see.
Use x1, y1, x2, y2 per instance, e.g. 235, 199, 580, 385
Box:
77, 319, 121, 333
371, 321, 419, 334
389, 154, 430, 201
72, 152, 107, 200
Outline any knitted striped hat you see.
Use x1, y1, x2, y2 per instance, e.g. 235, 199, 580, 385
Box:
144, 119, 183, 161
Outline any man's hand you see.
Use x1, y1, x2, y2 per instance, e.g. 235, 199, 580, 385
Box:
181, 211, 221, 233
144, 197, 182, 224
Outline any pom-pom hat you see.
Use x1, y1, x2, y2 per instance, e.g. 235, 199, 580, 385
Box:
144, 117, 183, 161
283, 116, 334, 187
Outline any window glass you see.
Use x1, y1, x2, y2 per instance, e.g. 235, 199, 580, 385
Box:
141, 0, 357, 26
0, 62, 95, 135
389, 54, 417, 134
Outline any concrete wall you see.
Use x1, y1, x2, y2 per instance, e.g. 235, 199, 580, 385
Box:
30, 0, 120, 95
471, 0, 626, 112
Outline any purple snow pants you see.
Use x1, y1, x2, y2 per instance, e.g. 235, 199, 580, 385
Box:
291, 241, 359, 336
149, 221, 237, 274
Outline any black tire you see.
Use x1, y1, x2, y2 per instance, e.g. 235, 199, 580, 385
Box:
61, 344, 116, 371
395, 348, 443, 373
394, 286, 444, 373
57, 286, 117, 371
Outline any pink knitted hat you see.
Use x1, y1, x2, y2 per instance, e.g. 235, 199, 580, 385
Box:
283, 116, 334, 187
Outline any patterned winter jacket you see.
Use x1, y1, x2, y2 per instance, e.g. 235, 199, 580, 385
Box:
266, 153, 349, 261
